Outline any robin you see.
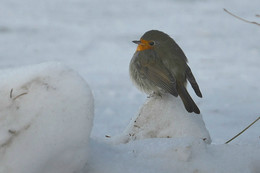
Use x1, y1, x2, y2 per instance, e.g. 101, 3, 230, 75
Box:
129, 30, 202, 114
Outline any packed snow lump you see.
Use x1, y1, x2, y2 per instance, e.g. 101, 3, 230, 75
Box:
113, 94, 211, 144
0, 62, 94, 173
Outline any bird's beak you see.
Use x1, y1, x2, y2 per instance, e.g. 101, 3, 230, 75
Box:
132, 40, 142, 44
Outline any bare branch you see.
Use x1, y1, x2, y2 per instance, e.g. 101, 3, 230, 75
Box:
224, 8, 260, 26
225, 116, 260, 144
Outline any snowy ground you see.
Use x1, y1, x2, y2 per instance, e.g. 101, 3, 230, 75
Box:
0, 0, 259, 172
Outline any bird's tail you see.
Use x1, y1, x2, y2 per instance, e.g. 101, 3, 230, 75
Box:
178, 84, 200, 114
185, 66, 202, 98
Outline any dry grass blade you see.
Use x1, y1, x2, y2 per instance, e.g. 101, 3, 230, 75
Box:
225, 116, 260, 144
224, 8, 260, 26
13, 92, 28, 101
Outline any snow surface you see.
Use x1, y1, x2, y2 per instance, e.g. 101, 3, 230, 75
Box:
113, 94, 211, 144
0, 0, 260, 172
0, 63, 94, 173
87, 138, 260, 173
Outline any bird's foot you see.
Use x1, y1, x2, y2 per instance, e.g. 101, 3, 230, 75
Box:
147, 92, 155, 98
147, 92, 162, 98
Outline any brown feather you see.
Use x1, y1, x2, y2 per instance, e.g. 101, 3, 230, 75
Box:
140, 62, 178, 97
186, 66, 202, 98
177, 83, 200, 114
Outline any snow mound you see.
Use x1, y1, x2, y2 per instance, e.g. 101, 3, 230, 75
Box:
113, 94, 211, 144
0, 62, 94, 173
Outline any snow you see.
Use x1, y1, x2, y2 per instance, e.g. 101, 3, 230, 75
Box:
0, 0, 260, 172
87, 138, 260, 173
0, 63, 94, 173
113, 94, 211, 144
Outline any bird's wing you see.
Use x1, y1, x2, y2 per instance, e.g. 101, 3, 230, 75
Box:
185, 66, 202, 97
139, 62, 178, 97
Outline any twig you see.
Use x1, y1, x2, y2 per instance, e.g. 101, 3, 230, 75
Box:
8, 129, 16, 134
223, 8, 260, 26
12, 92, 28, 101
225, 116, 260, 144
10, 88, 13, 98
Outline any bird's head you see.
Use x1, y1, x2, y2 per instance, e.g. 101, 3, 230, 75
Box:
132, 30, 171, 52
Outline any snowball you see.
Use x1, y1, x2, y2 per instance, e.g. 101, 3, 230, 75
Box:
0, 62, 94, 173
113, 94, 211, 144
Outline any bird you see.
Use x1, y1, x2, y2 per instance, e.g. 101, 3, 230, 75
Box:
129, 30, 202, 114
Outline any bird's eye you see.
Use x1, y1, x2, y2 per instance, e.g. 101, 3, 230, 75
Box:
149, 41, 155, 46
